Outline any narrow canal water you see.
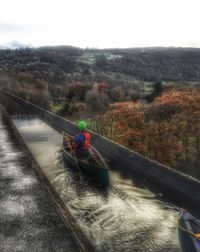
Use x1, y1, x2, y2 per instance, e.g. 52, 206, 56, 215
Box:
12, 116, 182, 252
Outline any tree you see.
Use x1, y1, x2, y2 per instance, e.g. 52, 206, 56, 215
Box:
28, 91, 51, 110
34, 79, 48, 92
128, 89, 141, 102
16, 72, 33, 83
67, 82, 90, 101
49, 85, 66, 98
95, 54, 108, 69
110, 86, 125, 102
153, 81, 163, 96
67, 102, 86, 117
145, 120, 182, 167
85, 89, 110, 135
110, 102, 147, 154
143, 82, 163, 103
85, 89, 110, 113
93, 82, 108, 93
149, 88, 200, 172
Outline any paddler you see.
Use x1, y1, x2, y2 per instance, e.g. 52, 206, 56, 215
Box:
74, 121, 91, 159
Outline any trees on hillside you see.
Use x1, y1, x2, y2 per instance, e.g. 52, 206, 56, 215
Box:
85, 89, 110, 113
66, 82, 90, 101
143, 81, 163, 103
109, 86, 125, 102
28, 91, 51, 110
110, 102, 146, 154
154, 89, 200, 174
85, 88, 110, 135
104, 87, 200, 178
34, 79, 48, 92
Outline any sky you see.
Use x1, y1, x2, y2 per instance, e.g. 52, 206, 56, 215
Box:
0, 0, 200, 49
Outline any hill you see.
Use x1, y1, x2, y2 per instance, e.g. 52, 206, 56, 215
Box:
1, 46, 200, 86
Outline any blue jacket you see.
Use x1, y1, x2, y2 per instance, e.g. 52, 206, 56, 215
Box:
74, 133, 85, 148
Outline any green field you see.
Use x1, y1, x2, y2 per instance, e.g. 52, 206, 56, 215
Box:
52, 101, 66, 114
144, 82, 153, 93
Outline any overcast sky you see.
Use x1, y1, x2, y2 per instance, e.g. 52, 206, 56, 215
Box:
0, 0, 200, 49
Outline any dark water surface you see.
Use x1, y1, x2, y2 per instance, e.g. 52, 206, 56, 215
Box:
12, 116, 182, 252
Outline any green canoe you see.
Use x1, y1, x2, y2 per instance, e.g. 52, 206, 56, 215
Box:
178, 209, 200, 252
62, 132, 109, 187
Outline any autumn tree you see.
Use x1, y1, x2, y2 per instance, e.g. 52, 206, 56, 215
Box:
67, 82, 90, 101
68, 103, 86, 117
105, 86, 200, 178
147, 88, 200, 175
144, 120, 182, 167
16, 72, 33, 83
33, 79, 48, 92
93, 82, 108, 93
110, 86, 125, 102
110, 102, 147, 154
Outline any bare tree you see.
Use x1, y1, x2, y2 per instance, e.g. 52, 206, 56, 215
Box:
85, 89, 110, 113
85, 89, 111, 135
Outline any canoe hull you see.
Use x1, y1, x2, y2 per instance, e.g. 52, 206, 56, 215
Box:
62, 132, 109, 187
178, 211, 200, 252
78, 159, 109, 187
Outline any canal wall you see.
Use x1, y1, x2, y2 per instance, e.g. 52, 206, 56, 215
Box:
1, 89, 200, 207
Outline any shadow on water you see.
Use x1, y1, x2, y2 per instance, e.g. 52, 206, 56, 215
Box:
107, 156, 200, 219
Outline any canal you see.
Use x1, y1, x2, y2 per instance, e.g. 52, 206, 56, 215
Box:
11, 115, 183, 252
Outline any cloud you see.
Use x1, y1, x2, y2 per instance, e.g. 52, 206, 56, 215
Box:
0, 21, 44, 33
0, 22, 27, 32
1, 41, 33, 49
0, 0, 200, 48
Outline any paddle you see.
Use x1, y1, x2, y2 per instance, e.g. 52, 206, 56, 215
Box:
66, 138, 82, 173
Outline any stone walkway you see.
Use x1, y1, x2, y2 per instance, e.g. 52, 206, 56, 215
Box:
0, 115, 80, 252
